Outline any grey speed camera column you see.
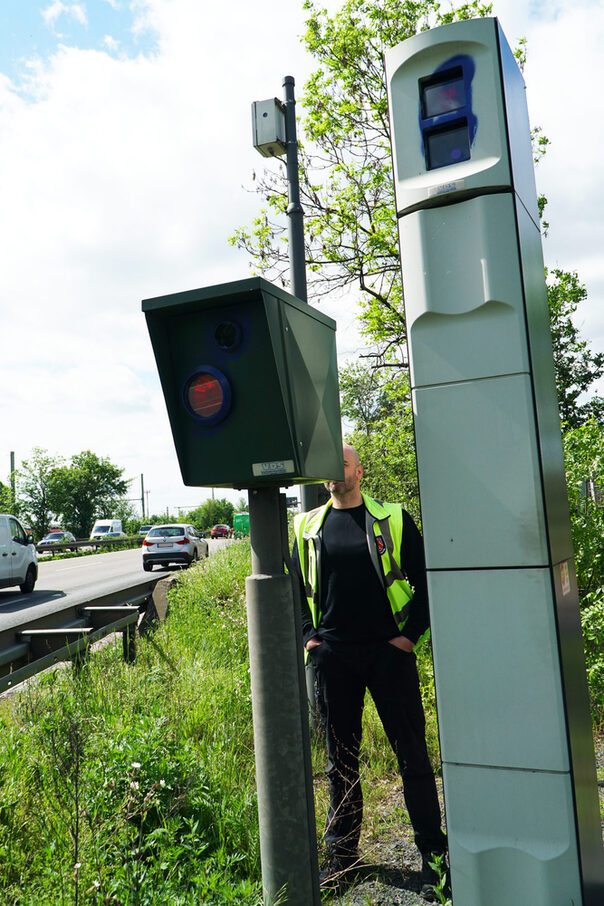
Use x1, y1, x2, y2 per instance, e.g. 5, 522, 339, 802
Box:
385, 17, 604, 906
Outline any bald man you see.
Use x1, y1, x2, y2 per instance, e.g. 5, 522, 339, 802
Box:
293, 444, 447, 900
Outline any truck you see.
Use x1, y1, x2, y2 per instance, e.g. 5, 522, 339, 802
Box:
233, 513, 249, 537
0, 514, 38, 593
90, 519, 123, 540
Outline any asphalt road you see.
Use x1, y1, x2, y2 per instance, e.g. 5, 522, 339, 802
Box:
0, 540, 231, 636
0, 547, 165, 612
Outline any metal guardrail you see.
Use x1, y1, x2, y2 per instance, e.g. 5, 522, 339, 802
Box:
0, 577, 161, 695
36, 535, 145, 555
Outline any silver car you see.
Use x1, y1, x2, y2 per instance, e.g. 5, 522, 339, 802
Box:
142, 523, 208, 571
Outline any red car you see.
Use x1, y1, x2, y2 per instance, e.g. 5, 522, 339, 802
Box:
210, 524, 230, 538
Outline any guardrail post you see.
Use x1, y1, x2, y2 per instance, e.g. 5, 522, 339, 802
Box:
123, 622, 137, 663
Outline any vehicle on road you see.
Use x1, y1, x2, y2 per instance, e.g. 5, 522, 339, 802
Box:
139, 525, 153, 535
90, 519, 123, 540
0, 514, 38, 593
38, 531, 77, 551
142, 524, 208, 571
210, 524, 231, 538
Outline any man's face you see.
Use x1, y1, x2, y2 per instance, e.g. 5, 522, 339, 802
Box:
324, 451, 362, 497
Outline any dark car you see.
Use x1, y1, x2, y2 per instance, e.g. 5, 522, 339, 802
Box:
210, 524, 230, 538
38, 531, 77, 552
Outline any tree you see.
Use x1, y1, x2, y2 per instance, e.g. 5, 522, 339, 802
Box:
17, 448, 61, 539
562, 419, 604, 720
547, 269, 604, 428
187, 498, 235, 533
111, 498, 139, 535
0, 480, 15, 516
49, 451, 130, 538
341, 363, 420, 520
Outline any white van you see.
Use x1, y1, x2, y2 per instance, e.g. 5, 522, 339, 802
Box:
90, 519, 123, 540
0, 514, 38, 593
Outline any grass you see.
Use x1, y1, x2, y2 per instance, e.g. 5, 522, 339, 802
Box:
0, 541, 261, 905
0, 539, 601, 903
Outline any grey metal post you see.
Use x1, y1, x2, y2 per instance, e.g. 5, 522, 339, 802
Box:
246, 486, 321, 906
123, 621, 136, 664
141, 473, 145, 519
10, 452, 15, 507
282, 77, 324, 515
282, 76, 307, 305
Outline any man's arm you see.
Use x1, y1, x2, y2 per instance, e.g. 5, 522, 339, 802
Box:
396, 510, 430, 646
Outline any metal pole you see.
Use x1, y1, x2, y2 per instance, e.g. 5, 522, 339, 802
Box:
10, 452, 15, 508
283, 76, 307, 305
246, 486, 321, 906
282, 76, 324, 514
141, 473, 145, 519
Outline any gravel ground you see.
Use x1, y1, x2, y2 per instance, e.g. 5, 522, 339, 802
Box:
326, 735, 604, 906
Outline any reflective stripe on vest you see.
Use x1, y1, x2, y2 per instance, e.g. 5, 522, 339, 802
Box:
294, 503, 328, 629
294, 494, 415, 636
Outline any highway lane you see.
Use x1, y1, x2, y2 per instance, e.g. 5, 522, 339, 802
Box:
0, 539, 228, 621
0, 543, 219, 634
0, 547, 167, 612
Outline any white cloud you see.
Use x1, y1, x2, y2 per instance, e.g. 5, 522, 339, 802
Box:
42, 2, 89, 30
102, 35, 120, 52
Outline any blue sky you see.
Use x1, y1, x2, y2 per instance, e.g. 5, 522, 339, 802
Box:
0, 1, 156, 86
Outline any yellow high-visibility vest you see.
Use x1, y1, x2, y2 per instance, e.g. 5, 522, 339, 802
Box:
294, 492, 419, 637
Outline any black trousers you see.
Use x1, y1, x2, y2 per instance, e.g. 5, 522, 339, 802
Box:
309, 639, 446, 859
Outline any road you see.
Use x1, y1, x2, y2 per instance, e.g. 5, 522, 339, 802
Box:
0, 542, 226, 633
0, 547, 164, 613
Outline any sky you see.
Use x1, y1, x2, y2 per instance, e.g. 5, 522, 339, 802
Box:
0, 0, 602, 519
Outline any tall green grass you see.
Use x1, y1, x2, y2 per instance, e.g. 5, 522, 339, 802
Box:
0, 542, 261, 906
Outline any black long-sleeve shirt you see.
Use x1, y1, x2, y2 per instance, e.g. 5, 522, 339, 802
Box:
291, 503, 430, 647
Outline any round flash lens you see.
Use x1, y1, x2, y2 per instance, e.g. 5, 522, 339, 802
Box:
187, 373, 224, 419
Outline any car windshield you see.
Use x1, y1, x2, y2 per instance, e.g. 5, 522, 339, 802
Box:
95, 526, 110, 534
148, 527, 185, 538
45, 533, 62, 540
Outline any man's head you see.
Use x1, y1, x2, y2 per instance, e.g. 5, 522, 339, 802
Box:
325, 443, 363, 508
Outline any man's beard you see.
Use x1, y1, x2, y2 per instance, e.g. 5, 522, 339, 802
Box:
325, 478, 354, 495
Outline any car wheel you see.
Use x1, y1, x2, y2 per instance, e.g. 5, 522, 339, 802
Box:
19, 564, 36, 594
143, 562, 153, 572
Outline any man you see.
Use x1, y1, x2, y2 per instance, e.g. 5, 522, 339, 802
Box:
292, 444, 447, 900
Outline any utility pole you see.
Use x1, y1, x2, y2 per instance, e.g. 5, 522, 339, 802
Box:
10, 452, 15, 507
